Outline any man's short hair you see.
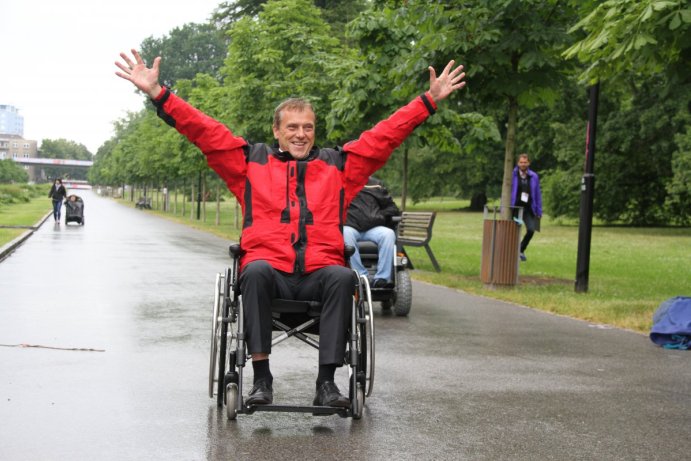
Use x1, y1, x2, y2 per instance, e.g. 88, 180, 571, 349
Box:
273, 98, 315, 127
518, 153, 530, 161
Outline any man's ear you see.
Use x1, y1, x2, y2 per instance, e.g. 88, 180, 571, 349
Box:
272, 125, 280, 139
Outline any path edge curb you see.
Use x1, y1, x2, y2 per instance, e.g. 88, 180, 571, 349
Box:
0, 211, 53, 262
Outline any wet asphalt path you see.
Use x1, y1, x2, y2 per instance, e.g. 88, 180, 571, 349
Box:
1, 190, 690, 460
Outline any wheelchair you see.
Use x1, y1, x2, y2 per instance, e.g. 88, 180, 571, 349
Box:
208, 244, 375, 420
355, 234, 413, 317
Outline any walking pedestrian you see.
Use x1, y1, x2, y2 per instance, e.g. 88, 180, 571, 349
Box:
48, 179, 67, 224
511, 154, 542, 261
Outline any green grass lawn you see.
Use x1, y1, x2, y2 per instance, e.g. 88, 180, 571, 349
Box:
0, 198, 52, 246
403, 210, 690, 333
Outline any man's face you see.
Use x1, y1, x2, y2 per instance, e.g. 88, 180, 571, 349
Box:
518, 157, 530, 172
272, 108, 316, 160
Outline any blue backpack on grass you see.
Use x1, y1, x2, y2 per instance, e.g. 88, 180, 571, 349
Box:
650, 296, 691, 350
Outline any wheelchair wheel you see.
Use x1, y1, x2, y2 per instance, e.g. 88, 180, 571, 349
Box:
359, 275, 375, 397
393, 270, 412, 317
216, 268, 233, 407
225, 383, 239, 420
208, 272, 224, 399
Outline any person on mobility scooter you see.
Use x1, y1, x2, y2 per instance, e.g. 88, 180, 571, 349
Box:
115, 48, 466, 417
344, 177, 413, 316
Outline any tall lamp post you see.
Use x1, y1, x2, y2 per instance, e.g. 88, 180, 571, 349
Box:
575, 82, 600, 293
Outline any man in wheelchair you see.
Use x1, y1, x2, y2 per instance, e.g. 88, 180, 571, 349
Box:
344, 176, 400, 289
116, 49, 466, 410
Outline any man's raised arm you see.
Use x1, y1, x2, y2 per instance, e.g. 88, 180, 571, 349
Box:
115, 49, 164, 100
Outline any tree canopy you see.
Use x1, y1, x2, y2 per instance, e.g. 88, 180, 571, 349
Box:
39, 138, 93, 181
89, 0, 691, 226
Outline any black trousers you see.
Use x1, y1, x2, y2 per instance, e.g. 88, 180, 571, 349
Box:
239, 261, 355, 365
520, 209, 537, 253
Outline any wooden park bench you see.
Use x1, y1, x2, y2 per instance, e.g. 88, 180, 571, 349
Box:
135, 197, 152, 209
396, 211, 441, 272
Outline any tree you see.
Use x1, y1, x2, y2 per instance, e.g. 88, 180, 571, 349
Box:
211, 0, 267, 26
593, 81, 686, 225
327, 3, 496, 207
335, 0, 579, 211
433, 0, 579, 217
0, 159, 29, 183
666, 126, 691, 225
87, 138, 117, 186
212, 0, 368, 40
564, 0, 691, 225
325, 4, 420, 205
219, 0, 341, 143
90, 111, 147, 186
39, 138, 93, 180
40, 138, 92, 160
139, 22, 228, 89
564, 0, 691, 85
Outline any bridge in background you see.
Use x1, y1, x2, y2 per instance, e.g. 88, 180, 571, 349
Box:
12, 157, 93, 167
10, 157, 93, 182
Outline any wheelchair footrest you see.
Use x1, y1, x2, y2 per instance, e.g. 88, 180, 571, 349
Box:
246, 403, 348, 417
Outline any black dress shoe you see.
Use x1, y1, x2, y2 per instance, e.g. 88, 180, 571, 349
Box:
313, 381, 350, 408
246, 379, 273, 405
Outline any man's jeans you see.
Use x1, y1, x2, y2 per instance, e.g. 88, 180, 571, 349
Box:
343, 225, 395, 282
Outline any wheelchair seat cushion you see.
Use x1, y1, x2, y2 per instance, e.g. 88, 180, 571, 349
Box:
271, 299, 322, 317
357, 240, 379, 255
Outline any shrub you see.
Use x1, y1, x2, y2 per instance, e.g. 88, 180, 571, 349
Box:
0, 184, 43, 206
0, 159, 29, 183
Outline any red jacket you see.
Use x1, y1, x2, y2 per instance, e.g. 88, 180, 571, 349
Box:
154, 89, 437, 273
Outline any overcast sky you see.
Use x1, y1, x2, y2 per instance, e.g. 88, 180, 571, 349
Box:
0, 0, 222, 154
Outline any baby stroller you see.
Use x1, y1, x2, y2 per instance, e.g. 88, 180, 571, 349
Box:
64, 195, 85, 225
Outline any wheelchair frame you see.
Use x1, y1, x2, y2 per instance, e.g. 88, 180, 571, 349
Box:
356, 240, 413, 317
209, 244, 375, 420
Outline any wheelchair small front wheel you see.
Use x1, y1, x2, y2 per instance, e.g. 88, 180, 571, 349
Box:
225, 383, 239, 420
353, 384, 365, 420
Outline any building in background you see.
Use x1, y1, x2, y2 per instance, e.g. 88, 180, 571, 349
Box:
0, 105, 39, 181
0, 104, 25, 136
0, 134, 38, 180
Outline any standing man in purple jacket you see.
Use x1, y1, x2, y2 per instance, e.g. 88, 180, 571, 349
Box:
511, 153, 542, 262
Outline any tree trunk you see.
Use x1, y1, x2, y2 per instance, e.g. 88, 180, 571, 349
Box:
401, 144, 409, 211
182, 183, 186, 216
500, 96, 518, 220
202, 175, 207, 222
215, 184, 221, 226
235, 199, 240, 229
190, 184, 195, 220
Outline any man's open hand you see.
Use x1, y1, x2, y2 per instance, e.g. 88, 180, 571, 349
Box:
115, 49, 163, 99
428, 60, 466, 102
